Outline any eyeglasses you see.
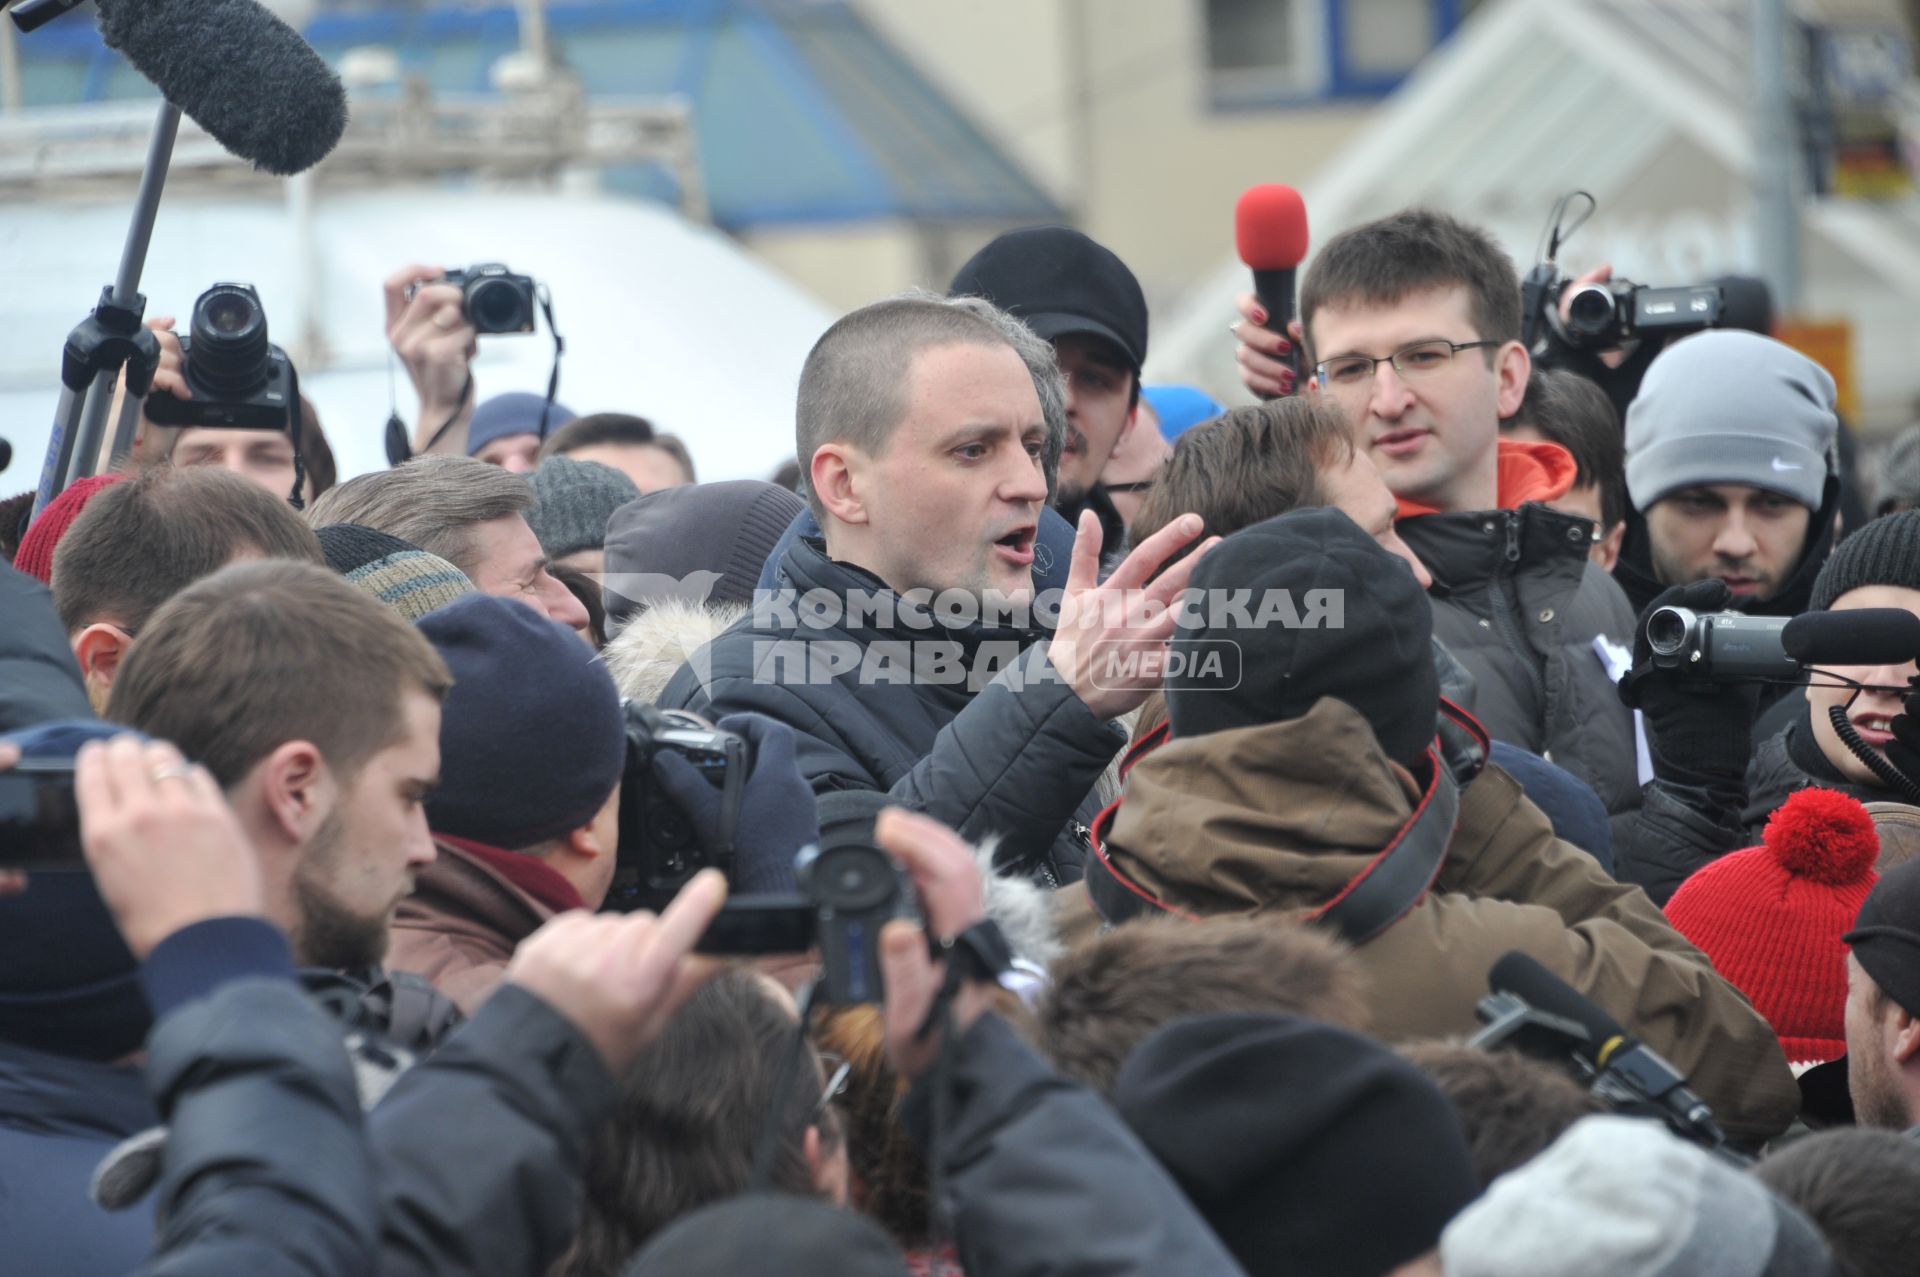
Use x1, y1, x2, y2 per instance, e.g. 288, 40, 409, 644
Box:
1314, 339, 1499, 391
810, 1052, 852, 1122
1104, 478, 1156, 494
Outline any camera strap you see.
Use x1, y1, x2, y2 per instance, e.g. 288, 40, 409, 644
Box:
536, 285, 564, 441
1085, 699, 1485, 946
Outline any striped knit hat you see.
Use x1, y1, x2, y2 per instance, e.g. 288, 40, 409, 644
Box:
315, 524, 475, 623
1665, 788, 1880, 1065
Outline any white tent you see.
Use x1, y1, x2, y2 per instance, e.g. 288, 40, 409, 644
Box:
0, 187, 835, 488
1151, 0, 1920, 430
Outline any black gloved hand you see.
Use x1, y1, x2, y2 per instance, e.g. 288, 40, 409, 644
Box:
1885, 680, 1920, 795
650, 712, 819, 894
1617, 580, 1760, 801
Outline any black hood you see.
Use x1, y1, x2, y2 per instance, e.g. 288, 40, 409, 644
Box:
1613, 471, 1840, 620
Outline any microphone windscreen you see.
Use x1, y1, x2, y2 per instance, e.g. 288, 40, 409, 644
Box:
97, 0, 348, 176
1783, 608, 1920, 668
1488, 950, 1625, 1046
1234, 184, 1310, 271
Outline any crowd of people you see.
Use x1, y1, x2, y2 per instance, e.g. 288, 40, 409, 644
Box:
5, 201, 1920, 1277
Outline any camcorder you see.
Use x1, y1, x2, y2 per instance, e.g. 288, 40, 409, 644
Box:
698, 790, 916, 1006
1641, 604, 1920, 802
605, 702, 750, 915
1557, 278, 1724, 350
0, 759, 81, 871
1519, 191, 1728, 354
143, 283, 296, 431
408, 263, 539, 335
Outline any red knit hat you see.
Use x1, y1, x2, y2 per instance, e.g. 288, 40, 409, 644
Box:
12, 473, 127, 586
1665, 788, 1880, 1065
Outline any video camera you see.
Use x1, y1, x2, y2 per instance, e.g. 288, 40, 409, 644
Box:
696, 790, 916, 1006
406, 263, 539, 336
1636, 603, 1920, 802
1519, 192, 1728, 354
143, 283, 296, 432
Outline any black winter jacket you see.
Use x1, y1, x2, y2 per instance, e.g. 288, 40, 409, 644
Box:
662, 538, 1125, 886
901, 1013, 1247, 1277
0, 561, 93, 731
137, 978, 377, 1276
1613, 708, 1889, 904
0, 1041, 156, 1276
1399, 502, 1640, 815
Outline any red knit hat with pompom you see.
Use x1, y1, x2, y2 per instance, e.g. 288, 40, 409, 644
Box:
1665, 787, 1880, 1064
12, 473, 126, 586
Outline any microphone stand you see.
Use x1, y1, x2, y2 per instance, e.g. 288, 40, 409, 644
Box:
31, 97, 179, 516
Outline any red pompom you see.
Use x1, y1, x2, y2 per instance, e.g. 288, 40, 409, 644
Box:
1762, 788, 1880, 886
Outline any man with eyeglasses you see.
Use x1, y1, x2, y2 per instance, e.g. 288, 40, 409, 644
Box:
1234, 208, 1641, 817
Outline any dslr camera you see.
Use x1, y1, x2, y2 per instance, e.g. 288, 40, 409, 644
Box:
1645, 607, 1798, 684
605, 702, 750, 915
144, 283, 296, 430
413, 263, 538, 335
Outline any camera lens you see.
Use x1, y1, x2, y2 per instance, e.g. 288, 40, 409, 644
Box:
811, 846, 898, 912
1565, 285, 1615, 337
1646, 607, 1691, 657
466, 278, 530, 333
187, 283, 272, 396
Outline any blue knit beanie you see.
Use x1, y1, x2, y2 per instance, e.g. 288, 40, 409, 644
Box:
466, 392, 576, 458
0, 720, 152, 1061
418, 595, 625, 849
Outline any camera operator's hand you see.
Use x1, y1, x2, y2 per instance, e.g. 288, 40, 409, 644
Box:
1618, 580, 1760, 801
384, 264, 477, 456
1885, 681, 1920, 790
74, 736, 265, 959
102, 316, 188, 470
0, 742, 21, 899
1047, 511, 1218, 720
876, 808, 993, 1083
505, 869, 727, 1076
1230, 292, 1305, 399
650, 713, 820, 893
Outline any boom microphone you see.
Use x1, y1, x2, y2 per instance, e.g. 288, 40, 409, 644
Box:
1488, 950, 1727, 1148
1782, 608, 1920, 669
96, 0, 348, 176
1234, 184, 1310, 390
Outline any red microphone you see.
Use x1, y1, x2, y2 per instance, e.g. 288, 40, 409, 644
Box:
1235, 184, 1310, 395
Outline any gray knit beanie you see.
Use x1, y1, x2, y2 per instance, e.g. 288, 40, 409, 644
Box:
526, 456, 641, 560
1441, 1116, 1833, 1277
1624, 331, 1838, 513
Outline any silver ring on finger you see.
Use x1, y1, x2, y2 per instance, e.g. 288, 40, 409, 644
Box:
150, 764, 197, 785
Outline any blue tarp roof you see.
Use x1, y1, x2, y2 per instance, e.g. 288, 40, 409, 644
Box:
12, 0, 1065, 229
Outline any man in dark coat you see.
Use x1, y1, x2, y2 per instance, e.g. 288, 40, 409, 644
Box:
1233, 208, 1640, 816
662, 292, 1212, 886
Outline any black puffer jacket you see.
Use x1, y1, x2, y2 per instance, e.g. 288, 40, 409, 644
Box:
0, 561, 93, 731
138, 978, 377, 1276
1399, 501, 1640, 815
661, 538, 1124, 886
1613, 708, 1891, 904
